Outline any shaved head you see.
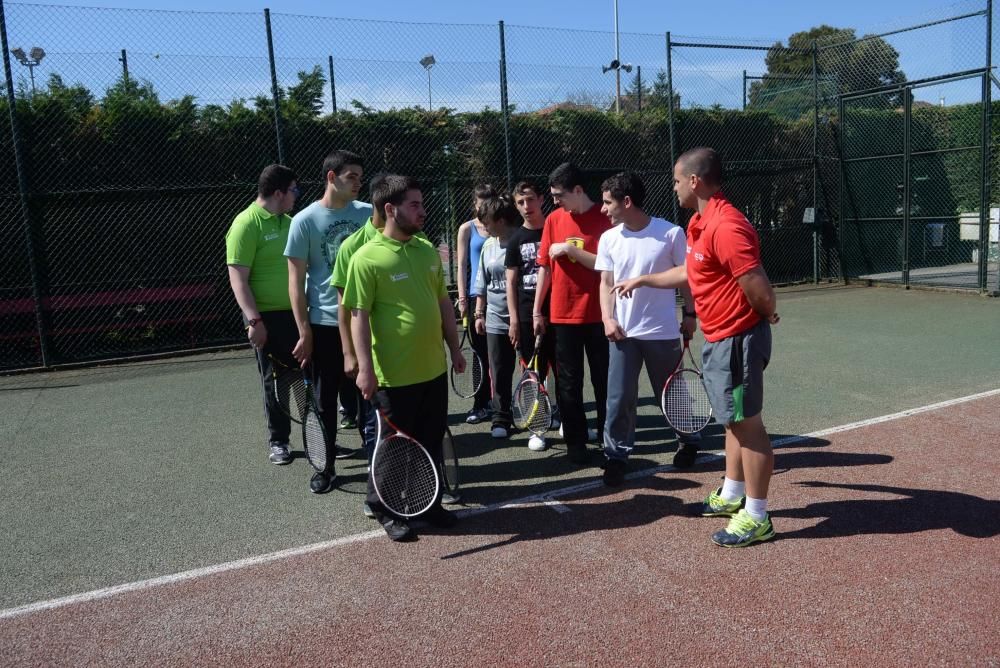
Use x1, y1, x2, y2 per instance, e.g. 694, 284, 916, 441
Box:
676, 147, 723, 187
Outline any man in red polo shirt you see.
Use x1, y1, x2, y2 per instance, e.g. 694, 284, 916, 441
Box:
614, 147, 779, 547
533, 162, 613, 465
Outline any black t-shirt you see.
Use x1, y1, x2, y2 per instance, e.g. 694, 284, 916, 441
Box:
504, 225, 548, 321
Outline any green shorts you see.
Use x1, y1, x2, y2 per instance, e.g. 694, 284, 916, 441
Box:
701, 319, 771, 425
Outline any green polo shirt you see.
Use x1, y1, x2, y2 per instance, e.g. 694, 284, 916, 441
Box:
331, 218, 379, 290
342, 233, 448, 387
225, 202, 292, 312
331, 219, 430, 291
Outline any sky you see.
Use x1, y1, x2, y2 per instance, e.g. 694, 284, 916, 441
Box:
4, 0, 993, 111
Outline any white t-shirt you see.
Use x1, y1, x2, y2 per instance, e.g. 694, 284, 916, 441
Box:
595, 216, 686, 340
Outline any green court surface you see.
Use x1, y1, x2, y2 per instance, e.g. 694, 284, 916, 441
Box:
1, 284, 998, 610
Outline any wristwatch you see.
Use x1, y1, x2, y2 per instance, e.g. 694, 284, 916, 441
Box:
247, 317, 260, 327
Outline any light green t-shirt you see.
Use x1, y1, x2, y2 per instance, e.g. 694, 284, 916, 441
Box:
225, 202, 292, 312
342, 233, 448, 387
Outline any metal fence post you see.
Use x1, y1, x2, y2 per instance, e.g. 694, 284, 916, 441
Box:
812, 40, 820, 283
666, 31, 677, 224
119, 48, 129, 86
985, 0, 995, 294
263, 8, 285, 164
1, 0, 51, 366
498, 20, 513, 191
636, 65, 642, 113
902, 86, 912, 288
328, 55, 337, 113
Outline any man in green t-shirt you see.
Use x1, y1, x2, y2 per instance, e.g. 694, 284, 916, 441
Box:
225, 164, 300, 467
342, 174, 466, 542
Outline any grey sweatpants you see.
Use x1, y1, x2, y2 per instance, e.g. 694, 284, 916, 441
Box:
604, 337, 701, 462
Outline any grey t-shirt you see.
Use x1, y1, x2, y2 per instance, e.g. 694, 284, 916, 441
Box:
472, 236, 510, 335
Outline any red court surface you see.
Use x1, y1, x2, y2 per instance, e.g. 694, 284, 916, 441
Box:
2, 394, 998, 667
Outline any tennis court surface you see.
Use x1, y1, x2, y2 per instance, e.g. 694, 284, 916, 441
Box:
2, 284, 999, 666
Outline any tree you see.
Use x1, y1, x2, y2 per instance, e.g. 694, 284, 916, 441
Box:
286, 65, 326, 117
749, 25, 905, 117
647, 68, 680, 110
621, 68, 680, 112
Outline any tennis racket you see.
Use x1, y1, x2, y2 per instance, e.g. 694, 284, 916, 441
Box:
268, 354, 307, 424
301, 373, 332, 474
512, 336, 553, 435
450, 316, 484, 399
662, 337, 712, 434
441, 426, 461, 503
371, 395, 440, 518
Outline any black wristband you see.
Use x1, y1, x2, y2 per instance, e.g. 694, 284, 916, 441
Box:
683, 310, 696, 319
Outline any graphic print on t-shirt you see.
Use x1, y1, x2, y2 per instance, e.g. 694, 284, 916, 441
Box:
322, 220, 360, 269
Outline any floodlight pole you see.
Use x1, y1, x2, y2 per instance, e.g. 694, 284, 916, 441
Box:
613, 0, 621, 113
426, 68, 432, 110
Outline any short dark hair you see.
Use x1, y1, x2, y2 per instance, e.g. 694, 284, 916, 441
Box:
474, 183, 498, 200
368, 172, 390, 218
322, 149, 364, 180
476, 196, 520, 227
600, 172, 646, 209
548, 162, 585, 191
373, 174, 420, 216
257, 164, 297, 197
676, 147, 723, 186
511, 181, 542, 199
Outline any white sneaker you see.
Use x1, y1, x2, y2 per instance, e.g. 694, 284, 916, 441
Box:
491, 425, 509, 439
556, 425, 598, 441
528, 434, 547, 451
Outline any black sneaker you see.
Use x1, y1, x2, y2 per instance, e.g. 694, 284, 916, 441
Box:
465, 407, 489, 424
567, 443, 590, 465
268, 443, 292, 465
423, 506, 458, 528
309, 471, 336, 494
672, 444, 699, 469
382, 518, 415, 542
334, 446, 353, 459
602, 459, 626, 487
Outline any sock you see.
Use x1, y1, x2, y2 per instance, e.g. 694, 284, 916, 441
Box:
720, 477, 745, 502
745, 496, 768, 521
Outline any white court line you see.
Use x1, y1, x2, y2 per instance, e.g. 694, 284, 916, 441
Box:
771, 387, 1000, 447
2, 386, 997, 621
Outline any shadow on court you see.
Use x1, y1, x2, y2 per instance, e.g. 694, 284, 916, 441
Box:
775, 481, 1000, 540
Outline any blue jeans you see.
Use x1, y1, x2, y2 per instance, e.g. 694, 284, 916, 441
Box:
604, 337, 701, 462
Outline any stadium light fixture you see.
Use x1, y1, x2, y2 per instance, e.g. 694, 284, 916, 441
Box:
10, 45, 45, 98
420, 54, 435, 111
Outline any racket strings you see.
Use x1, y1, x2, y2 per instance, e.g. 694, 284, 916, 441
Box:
513, 377, 551, 434
441, 431, 459, 493
512, 375, 539, 427
373, 436, 438, 516
663, 370, 712, 433
451, 348, 483, 398
303, 409, 327, 471
274, 370, 307, 421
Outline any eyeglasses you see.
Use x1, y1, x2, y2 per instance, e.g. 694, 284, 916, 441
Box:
289, 185, 300, 197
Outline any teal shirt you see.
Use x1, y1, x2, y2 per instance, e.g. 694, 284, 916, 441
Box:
284, 200, 372, 326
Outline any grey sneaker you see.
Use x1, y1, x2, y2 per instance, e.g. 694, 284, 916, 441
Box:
268, 443, 292, 465
363, 501, 376, 519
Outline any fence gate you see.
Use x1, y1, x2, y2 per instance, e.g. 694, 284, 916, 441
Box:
839, 71, 996, 293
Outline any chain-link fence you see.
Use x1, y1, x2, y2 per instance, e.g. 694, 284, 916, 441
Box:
1, 0, 997, 371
